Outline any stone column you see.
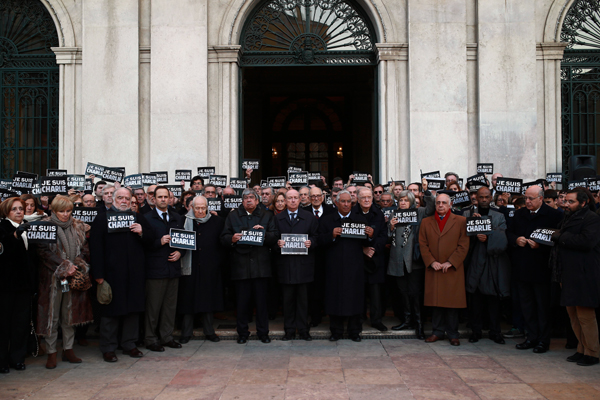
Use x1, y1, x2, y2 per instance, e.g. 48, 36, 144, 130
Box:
208, 45, 241, 178
537, 42, 567, 174
52, 47, 82, 173
376, 43, 408, 182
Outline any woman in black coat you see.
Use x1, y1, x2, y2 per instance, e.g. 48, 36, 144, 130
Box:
178, 196, 225, 343
0, 197, 35, 373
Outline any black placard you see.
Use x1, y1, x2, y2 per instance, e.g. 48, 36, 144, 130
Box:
102, 167, 125, 183
207, 198, 222, 212
142, 173, 157, 186
466, 217, 492, 236
352, 172, 369, 183
124, 174, 144, 189
47, 169, 68, 177
530, 228, 558, 246
241, 159, 260, 171
546, 173, 563, 183
30, 180, 40, 197
495, 177, 523, 194
586, 177, 600, 191
165, 185, 182, 198
223, 195, 243, 209
477, 163, 494, 174
394, 209, 419, 226
458, 178, 464, 188
268, 176, 287, 188
152, 171, 169, 184
0, 178, 11, 190
238, 228, 265, 246
85, 162, 106, 176
421, 170, 441, 179
389, 180, 406, 188
40, 176, 67, 196
106, 211, 137, 233
230, 178, 248, 190
12, 171, 38, 192
67, 174, 86, 191
260, 180, 268, 188
568, 180, 586, 190
72, 207, 99, 224
289, 172, 308, 186
450, 191, 471, 207
0, 188, 18, 202
522, 179, 545, 195
467, 173, 487, 185
324, 194, 333, 205
307, 172, 321, 184
426, 178, 445, 190
175, 170, 192, 182
383, 206, 396, 220
340, 221, 367, 239
209, 174, 227, 188
281, 233, 308, 255
84, 178, 94, 194
25, 221, 58, 243
170, 228, 196, 250
197, 167, 215, 178
287, 166, 302, 174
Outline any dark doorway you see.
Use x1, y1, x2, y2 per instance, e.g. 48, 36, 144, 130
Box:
241, 66, 376, 183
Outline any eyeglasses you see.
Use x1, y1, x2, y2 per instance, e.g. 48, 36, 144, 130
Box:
524, 196, 540, 201
374, 190, 383, 194
148, 191, 155, 195
309, 195, 322, 199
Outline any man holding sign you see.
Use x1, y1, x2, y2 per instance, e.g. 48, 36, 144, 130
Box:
220, 188, 279, 344
274, 190, 318, 341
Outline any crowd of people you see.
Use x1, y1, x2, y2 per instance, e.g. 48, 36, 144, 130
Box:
1, 169, 599, 374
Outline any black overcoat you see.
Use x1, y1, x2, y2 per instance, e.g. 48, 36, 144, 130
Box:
506, 203, 563, 283
555, 207, 600, 307
0, 219, 35, 293
177, 215, 225, 314
274, 208, 319, 284
317, 210, 370, 316
353, 204, 388, 284
144, 208, 185, 279
220, 205, 279, 280
89, 211, 154, 317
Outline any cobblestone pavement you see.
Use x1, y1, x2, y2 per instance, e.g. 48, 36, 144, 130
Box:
1, 334, 599, 400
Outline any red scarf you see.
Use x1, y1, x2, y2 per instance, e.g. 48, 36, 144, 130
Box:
435, 212, 450, 233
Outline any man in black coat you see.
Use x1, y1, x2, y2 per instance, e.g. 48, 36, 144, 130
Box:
302, 186, 334, 326
220, 188, 279, 344
90, 187, 154, 362
275, 189, 319, 341
507, 186, 563, 353
139, 184, 156, 215
143, 186, 185, 352
318, 190, 372, 342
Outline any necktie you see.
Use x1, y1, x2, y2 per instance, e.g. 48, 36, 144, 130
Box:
162, 212, 168, 223
290, 212, 297, 225
314, 209, 320, 219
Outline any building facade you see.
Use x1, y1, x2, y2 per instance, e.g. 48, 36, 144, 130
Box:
0, 0, 596, 184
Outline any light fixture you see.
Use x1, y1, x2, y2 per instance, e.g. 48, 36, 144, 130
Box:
336, 146, 343, 158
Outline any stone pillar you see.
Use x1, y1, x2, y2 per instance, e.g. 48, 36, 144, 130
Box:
408, 0, 468, 182
81, 0, 140, 172
208, 45, 241, 178
52, 47, 82, 173
537, 42, 567, 174
477, 0, 538, 179
376, 43, 408, 182
151, 0, 208, 179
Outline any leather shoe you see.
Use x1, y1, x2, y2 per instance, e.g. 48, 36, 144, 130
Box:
533, 343, 549, 354
371, 322, 388, 332
490, 334, 506, 345
281, 333, 295, 341
62, 349, 82, 363
516, 340, 536, 350
179, 336, 191, 344
46, 352, 57, 369
259, 335, 271, 344
102, 352, 118, 363
299, 333, 312, 341
123, 348, 143, 358
350, 334, 362, 342
450, 339, 460, 346
577, 355, 599, 366
0, 367, 9, 374
205, 334, 220, 342
567, 352, 584, 363
425, 334, 441, 343
163, 340, 182, 349
10, 363, 25, 371
469, 333, 481, 343
237, 336, 248, 344
146, 343, 165, 352
329, 334, 341, 342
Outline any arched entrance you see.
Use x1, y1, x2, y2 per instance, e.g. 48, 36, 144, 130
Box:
239, 0, 378, 182
0, 0, 59, 178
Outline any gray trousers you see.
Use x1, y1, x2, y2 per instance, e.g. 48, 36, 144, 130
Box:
181, 313, 215, 337
145, 278, 178, 346
45, 288, 75, 353
99, 313, 138, 353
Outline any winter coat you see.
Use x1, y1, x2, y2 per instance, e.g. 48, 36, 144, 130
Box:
0, 219, 35, 293
143, 208, 185, 279
354, 204, 388, 284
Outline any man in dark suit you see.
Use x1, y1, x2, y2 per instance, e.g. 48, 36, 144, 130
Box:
318, 190, 372, 342
275, 189, 319, 341
303, 186, 334, 326
140, 184, 156, 215
143, 186, 185, 352
507, 186, 563, 353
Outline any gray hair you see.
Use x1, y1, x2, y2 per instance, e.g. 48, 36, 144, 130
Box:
335, 189, 351, 203
102, 184, 115, 196
112, 187, 132, 201
192, 195, 207, 207
436, 193, 452, 204
398, 190, 415, 207
357, 187, 373, 199
261, 186, 274, 195
242, 188, 259, 200
299, 185, 310, 192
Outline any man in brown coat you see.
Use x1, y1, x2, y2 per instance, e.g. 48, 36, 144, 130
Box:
419, 193, 469, 346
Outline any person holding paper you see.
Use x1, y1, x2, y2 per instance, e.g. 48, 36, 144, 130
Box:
274, 189, 318, 341
419, 193, 469, 346
220, 188, 279, 344
388, 185, 434, 339
317, 190, 372, 342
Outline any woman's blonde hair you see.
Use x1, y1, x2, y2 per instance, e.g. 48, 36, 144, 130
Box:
50, 195, 74, 213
